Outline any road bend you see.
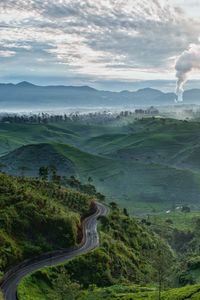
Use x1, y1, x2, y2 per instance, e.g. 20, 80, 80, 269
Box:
1, 202, 108, 300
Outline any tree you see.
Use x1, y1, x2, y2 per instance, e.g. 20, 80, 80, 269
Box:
49, 165, 57, 181
152, 244, 173, 300
181, 206, 191, 213
38, 166, 49, 181
100, 215, 110, 229
66, 176, 81, 189
110, 202, 118, 210
49, 165, 62, 184
51, 268, 82, 300
123, 208, 129, 217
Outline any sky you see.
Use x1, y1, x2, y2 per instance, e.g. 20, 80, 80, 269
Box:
0, 0, 200, 90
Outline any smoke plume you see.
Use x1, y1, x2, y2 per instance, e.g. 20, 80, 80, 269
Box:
175, 44, 200, 102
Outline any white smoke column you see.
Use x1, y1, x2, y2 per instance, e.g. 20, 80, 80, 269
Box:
175, 44, 200, 102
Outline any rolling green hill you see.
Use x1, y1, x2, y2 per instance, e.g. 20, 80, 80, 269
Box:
1, 141, 200, 213
2, 118, 200, 213
0, 121, 127, 156
83, 118, 200, 170
0, 143, 76, 176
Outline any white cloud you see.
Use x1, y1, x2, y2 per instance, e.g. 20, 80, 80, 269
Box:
0, 0, 199, 81
0, 50, 16, 57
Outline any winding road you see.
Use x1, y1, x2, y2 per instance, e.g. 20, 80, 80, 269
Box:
1, 202, 108, 300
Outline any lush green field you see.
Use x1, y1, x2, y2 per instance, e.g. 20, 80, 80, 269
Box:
0, 121, 125, 156
149, 210, 200, 231
2, 118, 200, 213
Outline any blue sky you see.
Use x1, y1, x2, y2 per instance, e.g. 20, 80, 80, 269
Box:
0, 0, 200, 90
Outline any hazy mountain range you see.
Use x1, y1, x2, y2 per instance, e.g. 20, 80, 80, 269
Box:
0, 81, 200, 110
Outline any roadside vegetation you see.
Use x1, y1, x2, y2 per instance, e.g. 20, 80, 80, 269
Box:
17, 189, 200, 300
0, 173, 94, 279
18, 203, 174, 299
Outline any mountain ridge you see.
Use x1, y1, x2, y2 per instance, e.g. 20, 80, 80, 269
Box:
0, 81, 200, 109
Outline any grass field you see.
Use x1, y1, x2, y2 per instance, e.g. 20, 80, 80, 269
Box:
149, 210, 200, 231
2, 118, 200, 213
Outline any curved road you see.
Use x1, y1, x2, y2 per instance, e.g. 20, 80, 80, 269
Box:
1, 202, 108, 300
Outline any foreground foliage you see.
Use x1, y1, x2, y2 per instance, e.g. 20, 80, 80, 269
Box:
18, 278, 200, 300
0, 173, 93, 277
18, 205, 173, 299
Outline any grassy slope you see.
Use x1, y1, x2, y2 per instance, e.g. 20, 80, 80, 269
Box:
18, 207, 173, 299
2, 118, 200, 213
16, 206, 200, 300
18, 207, 200, 300
0, 121, 126, 156
2, 142, 200, 213
84, 118, 200, 170
0, 173, 93, 277
0, 143, 77, 176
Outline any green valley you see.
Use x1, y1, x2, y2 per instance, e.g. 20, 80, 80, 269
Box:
2, 118, 200, 213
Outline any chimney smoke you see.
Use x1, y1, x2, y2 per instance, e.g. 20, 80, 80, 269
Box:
175, 44, 200, 102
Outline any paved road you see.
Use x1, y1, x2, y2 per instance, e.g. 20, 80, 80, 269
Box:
1, 202, 108, 300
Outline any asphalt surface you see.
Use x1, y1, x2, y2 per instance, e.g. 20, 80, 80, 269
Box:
1, 202, 108, 300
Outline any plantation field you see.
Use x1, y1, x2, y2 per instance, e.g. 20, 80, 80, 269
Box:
2, 118, 200, 213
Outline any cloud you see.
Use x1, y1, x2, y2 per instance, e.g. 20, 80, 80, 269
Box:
0, 0, 199, 81
0, 50, 16, 57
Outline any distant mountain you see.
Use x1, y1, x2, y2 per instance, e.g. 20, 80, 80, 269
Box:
0, 81, 199, 110
16, 81, 36, 88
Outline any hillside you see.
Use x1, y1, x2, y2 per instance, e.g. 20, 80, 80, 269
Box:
83, 118, 200, 170
17, 205, 174, 300
17, 203, 200, 300
0, 144, 76, 177
0, 173, 93, 277
2, 119, 200, 213
0, 121, 125, 156
1, 141, 200, 214
105, 118, 200, 170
